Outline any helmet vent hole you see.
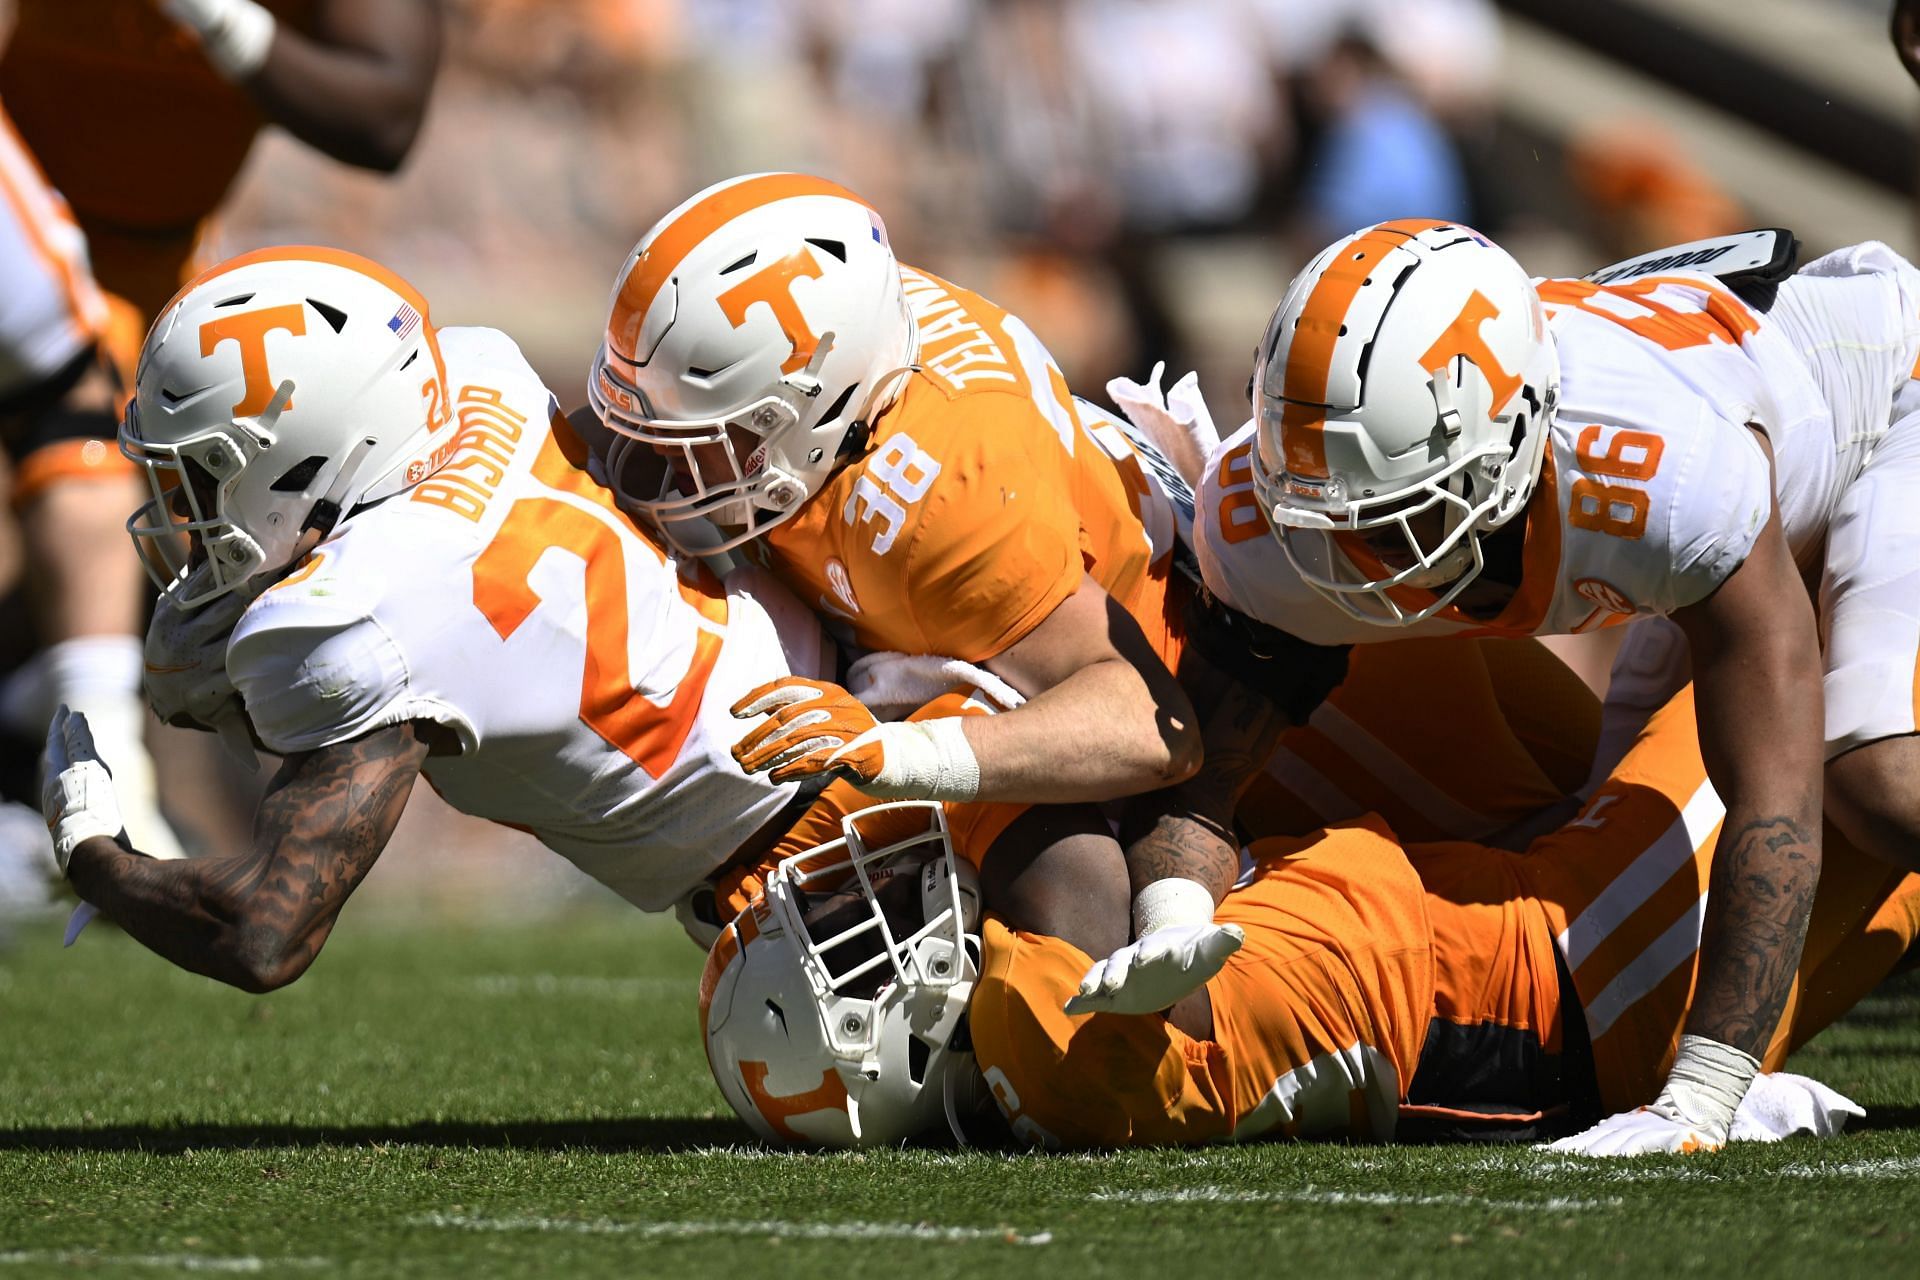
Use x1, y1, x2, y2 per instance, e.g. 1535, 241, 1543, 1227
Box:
805, 238, 847, 263
270, 455, 329, 493
214, 293, 255, 308
906, 1035, 932, 1085
720, 252, 758, 275
306, 299, 349, 334
1337, 325, 1348, 336
816, 382, 857, 428
159, 385, 200, 406
400, 351, 419, 371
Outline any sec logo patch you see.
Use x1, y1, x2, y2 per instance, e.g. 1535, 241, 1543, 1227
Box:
1574, 577, 1638, 615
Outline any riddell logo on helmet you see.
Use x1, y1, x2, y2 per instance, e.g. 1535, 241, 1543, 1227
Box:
717, 247, 825, 374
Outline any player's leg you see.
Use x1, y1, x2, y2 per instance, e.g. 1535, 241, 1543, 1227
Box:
0, 107, 183, 860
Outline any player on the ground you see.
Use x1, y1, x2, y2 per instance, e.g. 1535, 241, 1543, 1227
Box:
702, 688, 1916, 1149
1188, 219, 1920, 1154
590, 173, 1210, 967
39, 246, 830, 991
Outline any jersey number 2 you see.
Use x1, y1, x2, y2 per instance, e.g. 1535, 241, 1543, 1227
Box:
474, 494, 727, 775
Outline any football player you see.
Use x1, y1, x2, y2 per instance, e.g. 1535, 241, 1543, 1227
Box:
0, 0, 442, 322
1191, 220, 1920, 1154
590, 174, 1208, 968
703, 689, 1917, 1149
39, 246, 831, 991
0, 102, 182, 860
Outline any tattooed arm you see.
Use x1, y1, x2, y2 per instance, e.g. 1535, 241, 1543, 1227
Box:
66, 722, 434, 993
1674, 502, 1823, 1061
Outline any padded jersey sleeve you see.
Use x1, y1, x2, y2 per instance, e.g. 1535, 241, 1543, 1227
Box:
227, 574, 473, 755
885, 388, 1087, 662
1649, 410, 1775, 613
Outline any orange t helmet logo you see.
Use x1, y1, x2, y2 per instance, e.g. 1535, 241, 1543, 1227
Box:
738, 1059, 850, 1143
717, 247, 825, 374
199, 304, 307, 417
1418, 290, 1521, 410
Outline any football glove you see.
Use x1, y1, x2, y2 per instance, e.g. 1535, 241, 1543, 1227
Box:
41, 706, 128, 874
731, 677, 981, 801
1066, 920, 1245, 1016
1547, 1033, 1758, 1157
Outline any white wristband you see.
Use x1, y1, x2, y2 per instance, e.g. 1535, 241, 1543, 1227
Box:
1133, 876, 1216, 937
162, 0, 277, 81
1657, 1033, 1761, 1138
857, 717, 981, 803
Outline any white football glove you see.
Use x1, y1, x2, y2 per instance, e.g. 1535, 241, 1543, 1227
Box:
1547, 1033, 1759, 1157
1065, 920, 1246, 1015
145, 564, 260, 772
1729, 1071, 1864, 1143
40, 706, 127, 874
1544, 1099, 1721, 1157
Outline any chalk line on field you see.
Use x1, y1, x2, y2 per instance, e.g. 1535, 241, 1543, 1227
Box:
0, 1251, 329, 1272
412, 1212, 1052, 1245
1088, 1187, 1620, 1212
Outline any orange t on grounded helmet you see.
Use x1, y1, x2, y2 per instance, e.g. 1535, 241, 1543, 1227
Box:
122, 245, 454, 609
590, 172, 918, 555
1251, 219, 1560, 626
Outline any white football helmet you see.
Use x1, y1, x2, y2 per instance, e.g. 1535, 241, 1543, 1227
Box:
123, 246, 454, 609
590, 172, 917, 554
700, 801, 984, 1148
1251, 219, 1559, 625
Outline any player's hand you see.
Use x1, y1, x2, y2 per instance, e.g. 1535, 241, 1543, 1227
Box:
731, 677, 887, 786
40, 706, 128, 874
1065, 921, 1245, 1016
1544, 1099, 1722, 1158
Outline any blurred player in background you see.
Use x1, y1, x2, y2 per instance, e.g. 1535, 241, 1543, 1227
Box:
0, 0, 442, 869
39, 246, 831, 991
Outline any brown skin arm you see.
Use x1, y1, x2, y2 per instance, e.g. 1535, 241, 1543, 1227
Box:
240, 0, 443, 172
1896, 0, 1920, 88
1671, 499, 1823, 1060
967, 575, 1202, 803
66, 721, 433, 993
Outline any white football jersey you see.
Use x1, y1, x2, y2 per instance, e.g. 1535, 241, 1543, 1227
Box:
1198, 268, 1867, 644
226, 326, 828, 911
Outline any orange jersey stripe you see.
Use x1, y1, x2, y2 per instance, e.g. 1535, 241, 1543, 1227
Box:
10, 437, 134, 507
0, 105, 105, 341
608, 174, 878, 358
1279, 219, 1454, 479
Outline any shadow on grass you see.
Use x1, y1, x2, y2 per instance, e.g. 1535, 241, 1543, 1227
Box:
0, 1116, 754, 1154
1847, 1105, 1920, 1134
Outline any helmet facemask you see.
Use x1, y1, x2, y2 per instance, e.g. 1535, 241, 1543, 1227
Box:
702, 801, 986, 1148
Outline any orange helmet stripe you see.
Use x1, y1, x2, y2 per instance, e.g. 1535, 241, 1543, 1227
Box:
1278, 218, 1454, 480
607, 173, 878, 359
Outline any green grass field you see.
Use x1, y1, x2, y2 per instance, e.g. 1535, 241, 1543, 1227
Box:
5, 908, 1920, 1278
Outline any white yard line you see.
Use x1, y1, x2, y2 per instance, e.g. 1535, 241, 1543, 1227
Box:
412, 1212, 1052, 1245
1089, 1187, 1620, 1212
1775, 1155, 1920, 1180
0, 1251, 328, 1272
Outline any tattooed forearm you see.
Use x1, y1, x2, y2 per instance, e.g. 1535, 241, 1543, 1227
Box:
67, 723, 430, 992
1685, 813, 1821, 1059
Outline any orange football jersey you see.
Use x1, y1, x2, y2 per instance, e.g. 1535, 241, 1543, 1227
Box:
760, 265, 1186, 667
970, 818, 1436, 1148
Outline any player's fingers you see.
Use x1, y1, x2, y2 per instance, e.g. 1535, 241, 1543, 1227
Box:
1198, 923, 1246, 965
731, 677, 824, 719
63, 708, 104, 770
45, 706, 71, 771
766, 738, 848, 784
732, 707, 835, 767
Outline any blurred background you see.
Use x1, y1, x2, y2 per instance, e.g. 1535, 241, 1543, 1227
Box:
1, 0, 1916, 926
